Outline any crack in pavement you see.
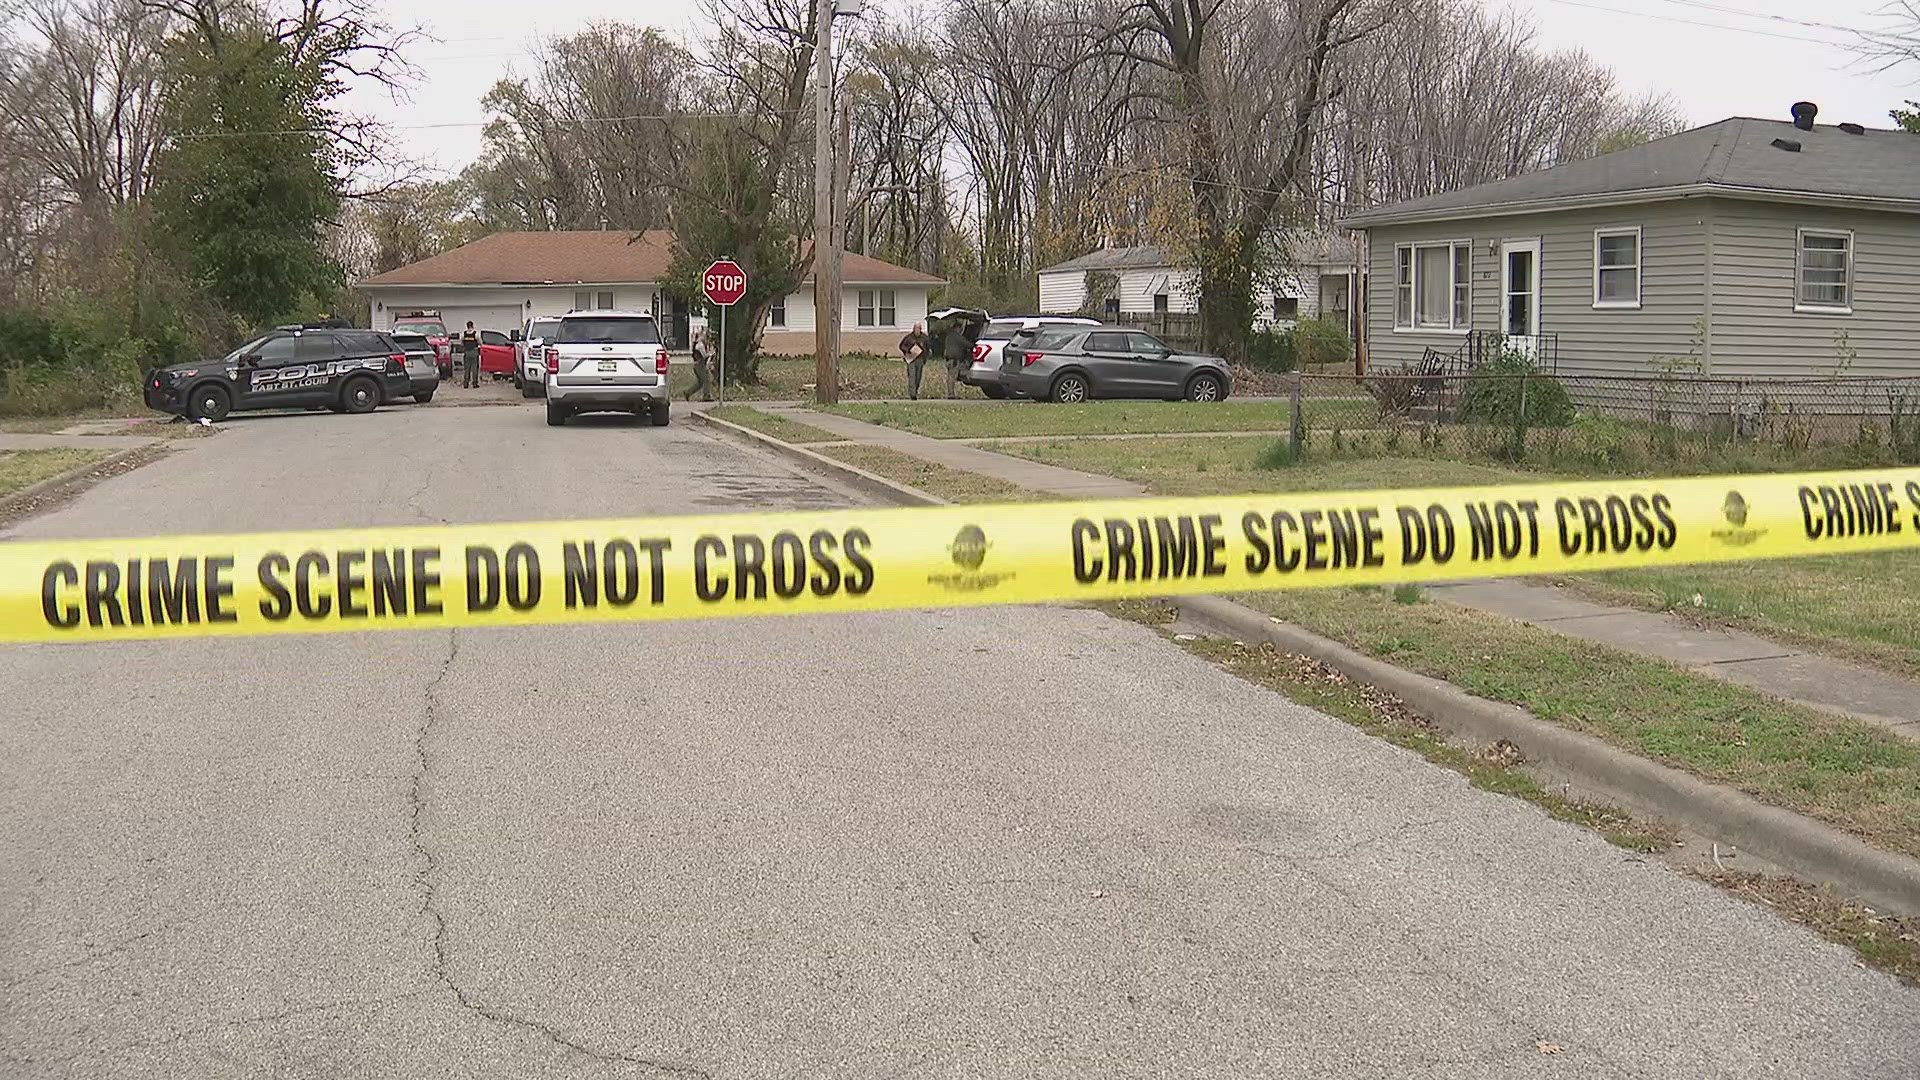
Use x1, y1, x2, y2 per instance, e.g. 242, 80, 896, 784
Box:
35, 989, 437, 1066
407, 630, 711, 1079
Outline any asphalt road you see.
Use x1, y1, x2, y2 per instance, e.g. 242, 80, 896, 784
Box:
3, 400, 1916, 1078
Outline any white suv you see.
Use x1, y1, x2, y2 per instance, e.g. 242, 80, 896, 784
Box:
516, 315, 560, 398
543, 311, 671, 427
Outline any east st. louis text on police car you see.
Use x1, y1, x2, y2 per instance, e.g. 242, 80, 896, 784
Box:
38, 530, 876, 629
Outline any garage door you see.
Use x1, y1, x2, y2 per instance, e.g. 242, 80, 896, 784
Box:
432, 305, 525, 336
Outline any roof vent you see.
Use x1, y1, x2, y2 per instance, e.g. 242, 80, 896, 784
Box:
1839, 122, 1866, 135
1791, 101, 1818, 130
1770, 137, 1802, 153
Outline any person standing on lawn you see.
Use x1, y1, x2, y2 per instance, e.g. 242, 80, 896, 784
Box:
899, 322, 929, 400
459, 321, 480, 388
941, 319, 970, 399
684, 325, 715, 401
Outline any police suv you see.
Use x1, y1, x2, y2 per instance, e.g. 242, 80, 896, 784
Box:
146, 326, 414, 422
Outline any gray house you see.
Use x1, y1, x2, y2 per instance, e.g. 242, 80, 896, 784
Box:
1340, 107, 1920, 379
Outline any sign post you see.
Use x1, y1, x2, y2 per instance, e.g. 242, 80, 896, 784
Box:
702, 258, 747, 405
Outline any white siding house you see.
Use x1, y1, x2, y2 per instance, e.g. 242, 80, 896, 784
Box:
1034, 242, 1355, 330
361, 230, 943, 354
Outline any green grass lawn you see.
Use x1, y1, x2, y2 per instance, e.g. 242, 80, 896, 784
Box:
705, 405, 841, 445
808, 444, 1048, 504
1236, 585, 1920, 860
827, 400, 1300, 439
998, 435, 1536, 498
681, 353, 906, 402
0, 448, 108, 496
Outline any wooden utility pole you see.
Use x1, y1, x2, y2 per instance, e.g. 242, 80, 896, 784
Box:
829, 100, 849, 381
811, 0, 838, 405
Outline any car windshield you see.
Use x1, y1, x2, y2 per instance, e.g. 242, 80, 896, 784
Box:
1030, 329, 1081, 351
390, 333, 430, 348
220, 335, 272, 362
393, 320, 446, 337
557, 317, 660, 344
981, 320, 1027, 341
529, 320, 560, 339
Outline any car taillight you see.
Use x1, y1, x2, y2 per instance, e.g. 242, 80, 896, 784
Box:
389, 353, 405, 367
656, 347, 669, 373
1022, 351, 1041, 366
545, 347, 559, 373
972, 343, 989, 362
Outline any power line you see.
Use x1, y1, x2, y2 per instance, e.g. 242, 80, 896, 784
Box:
1647, 0, 1920, 48
1540, 0, 1867, 46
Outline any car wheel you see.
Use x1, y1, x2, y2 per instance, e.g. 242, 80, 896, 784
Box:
340, 376, 382, 414
981, 385, 1008, 400
1185, 372, 1224, 402
650, 401, 670, 427
1051, 373, 1090, 404
521, 376, 541, 399
546, 400, 568, 427
414, 388, 434, 404
187, 383, 231, 422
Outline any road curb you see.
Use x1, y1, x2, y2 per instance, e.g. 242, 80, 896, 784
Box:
1171, 593, 1920, 916
696, 410, 1920, 915
688, 408, 946, 507
0, 443, 161, 511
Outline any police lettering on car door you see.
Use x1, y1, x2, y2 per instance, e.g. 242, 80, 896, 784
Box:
248, 356, 388, 395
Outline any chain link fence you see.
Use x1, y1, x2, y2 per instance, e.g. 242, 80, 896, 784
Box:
1281, 369, 1920, 470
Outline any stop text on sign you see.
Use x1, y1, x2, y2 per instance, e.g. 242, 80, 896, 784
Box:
703, 259, 747, 306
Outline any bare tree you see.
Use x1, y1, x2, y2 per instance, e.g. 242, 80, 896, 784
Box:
1085, 0, 1387, 357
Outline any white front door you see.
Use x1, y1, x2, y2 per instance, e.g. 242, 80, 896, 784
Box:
1500, 239, 1542, 357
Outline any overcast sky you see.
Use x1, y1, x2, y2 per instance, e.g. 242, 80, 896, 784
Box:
342, 0, 1920, 176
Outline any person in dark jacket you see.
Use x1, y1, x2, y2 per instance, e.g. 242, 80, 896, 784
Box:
459, 322, 480, 388
941, 320, 970, 399
684, 325, 715, 401
898, 322, 929, 400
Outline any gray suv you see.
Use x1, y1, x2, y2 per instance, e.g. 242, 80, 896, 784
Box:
1008, 326, 1232, 403
543, 312, 671, 427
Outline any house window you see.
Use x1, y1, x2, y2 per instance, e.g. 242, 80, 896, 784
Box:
1796, 229, 1852, 312
1394, 242, 1470, 330
1273, 296, 1299, 320
1104, 296, 1120, 317
1153, 294, 1168, 314
769, 295, 786, 327
574, 290, 591, 311
878, 289, 896, 326
597, 291, 614, 310
1593, 227, 1641, 308
857, 290, 875, 327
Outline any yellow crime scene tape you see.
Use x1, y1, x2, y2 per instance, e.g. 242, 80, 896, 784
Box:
3, 468, 1917, 644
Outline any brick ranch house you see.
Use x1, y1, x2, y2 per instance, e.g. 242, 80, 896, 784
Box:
359, 230, 944, 353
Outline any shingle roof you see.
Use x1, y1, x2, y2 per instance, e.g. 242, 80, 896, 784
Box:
1341, 118, 1920, 226
361, 230, 944, 286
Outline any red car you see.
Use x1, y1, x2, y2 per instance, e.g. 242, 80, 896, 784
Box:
391, 311, 453, 377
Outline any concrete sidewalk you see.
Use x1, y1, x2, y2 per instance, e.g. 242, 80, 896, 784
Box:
767, 405, 1920, 741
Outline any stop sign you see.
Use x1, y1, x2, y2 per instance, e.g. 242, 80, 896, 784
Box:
702, 259, 747, 307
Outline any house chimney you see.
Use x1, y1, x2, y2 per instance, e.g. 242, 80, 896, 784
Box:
1791, 101, 1818, 131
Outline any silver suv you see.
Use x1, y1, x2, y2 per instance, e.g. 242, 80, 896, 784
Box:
543, 311, 671, 427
